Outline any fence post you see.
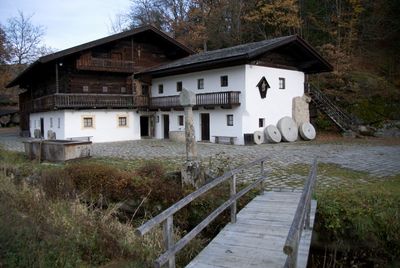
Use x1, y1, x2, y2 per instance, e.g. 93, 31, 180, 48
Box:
260, 160, 265, 194
230, 174, 237, 223
163, 215, 175, 268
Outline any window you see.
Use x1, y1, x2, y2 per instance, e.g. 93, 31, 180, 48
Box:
83, 85, 89, 92
279, 78, 285, 89
83, 117, 93, 128
259, 118, 265, 128
102, 86, 108, 93
142, 85, 149, 95
50, 118, 53, 128
176, 81, 183, 92
118, 116, 127, 127
227, 114, 234, 126
158, 84, 164, 94
220, 75, 228, 87
121, 87, 126, 93
178, 115, 184, 126
57, 118, 61, 128
197, 78, 204, 90
34, 120, 36, 128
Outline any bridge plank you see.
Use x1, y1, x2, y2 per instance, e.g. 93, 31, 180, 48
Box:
185, 191, 317, 268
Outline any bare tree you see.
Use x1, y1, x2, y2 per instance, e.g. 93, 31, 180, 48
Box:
5, 11, 46, 64
0, 25, 10, 64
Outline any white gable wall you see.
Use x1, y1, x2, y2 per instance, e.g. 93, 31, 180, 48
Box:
242, 64, 305, 134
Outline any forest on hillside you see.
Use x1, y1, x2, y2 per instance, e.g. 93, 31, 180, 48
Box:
1, 0, 399, 127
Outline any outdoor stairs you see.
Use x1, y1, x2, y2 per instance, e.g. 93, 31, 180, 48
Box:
306, 84, 359, 132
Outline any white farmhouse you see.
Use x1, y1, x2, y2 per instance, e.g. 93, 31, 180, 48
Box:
8, 26, 331, 144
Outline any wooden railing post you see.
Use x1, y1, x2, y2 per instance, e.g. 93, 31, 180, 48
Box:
230, 173, 237, 223
163, 215, 175, 268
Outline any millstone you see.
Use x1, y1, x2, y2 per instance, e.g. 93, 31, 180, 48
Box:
277, 117, 298, 142
253, 130, 265, 145
264, 125, 282, 143
299, 122, 316, 141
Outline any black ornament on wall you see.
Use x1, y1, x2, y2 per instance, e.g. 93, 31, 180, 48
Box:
256, 76, 270, 99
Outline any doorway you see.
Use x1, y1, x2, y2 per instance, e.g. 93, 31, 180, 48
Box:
201, 113, 210, 141
40, 118, 44, 138
140, 116, 149, 137
163, 114, 169, 139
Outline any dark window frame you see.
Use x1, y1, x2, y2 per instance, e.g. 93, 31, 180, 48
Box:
227, 114, 234, 126
197, 78, 204, 90
178, 115, 184, 126
118, 116, 127, 127
83, 117, 93, 128
259, 118, 265, 128
176, 81, 183, 92
158, 84, 164, 94
279, 77, 286, 89
221, 75, 228, 87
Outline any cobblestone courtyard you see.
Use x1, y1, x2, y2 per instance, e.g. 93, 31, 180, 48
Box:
1, 128, 400, 190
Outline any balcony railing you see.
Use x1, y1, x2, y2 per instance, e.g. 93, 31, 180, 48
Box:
76, 57, 135, 73
22, 91, 241, 113
23, 94, 135, 112
145, 91, 241, 109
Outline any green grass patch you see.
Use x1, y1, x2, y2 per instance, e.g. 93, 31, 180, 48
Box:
314, 175, 400, 266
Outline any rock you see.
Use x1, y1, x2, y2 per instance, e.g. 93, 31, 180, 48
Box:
264, 125, 281, 143
253, 130, 265, 145
358, 125, 376, 136
277, 117, 298, 142
299, 122, 316, 141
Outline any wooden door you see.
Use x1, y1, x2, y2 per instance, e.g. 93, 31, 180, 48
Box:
163, 115, 169, 139
40, 118, 44, 138
140, 116, 149, 137
201, 113, 210, 141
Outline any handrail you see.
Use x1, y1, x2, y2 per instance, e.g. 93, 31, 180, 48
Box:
135, 156, 268, 268
283, 159, 318, 268
306, 83, 357, 130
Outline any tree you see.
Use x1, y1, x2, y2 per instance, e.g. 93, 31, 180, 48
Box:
244, 0, 302, 39
0, 25, 10, 64
4, 11, 46, 64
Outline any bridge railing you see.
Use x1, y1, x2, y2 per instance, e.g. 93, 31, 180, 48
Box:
283, 159, 318, 268
135, 156, 269, 268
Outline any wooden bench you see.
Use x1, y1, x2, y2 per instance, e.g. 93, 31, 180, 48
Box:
66, 136, 92, 142
213, 135, 237, 145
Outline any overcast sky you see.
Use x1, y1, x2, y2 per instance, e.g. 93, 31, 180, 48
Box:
0, 0, 132, 51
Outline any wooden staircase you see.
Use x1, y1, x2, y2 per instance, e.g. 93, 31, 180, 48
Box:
306, 83, 359, 132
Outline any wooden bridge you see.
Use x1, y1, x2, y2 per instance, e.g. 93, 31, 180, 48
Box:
136, 157, 318, 268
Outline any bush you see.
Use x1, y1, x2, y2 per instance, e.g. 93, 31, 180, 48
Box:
64, 163, 133, 203
314, 176, 400, 266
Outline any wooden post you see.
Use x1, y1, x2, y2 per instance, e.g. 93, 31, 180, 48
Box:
260, 161, 265, 194
163, 216, 175, 268
230, 174, 237, 223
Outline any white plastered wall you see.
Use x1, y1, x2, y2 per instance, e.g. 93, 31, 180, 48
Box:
242, 65, 305, 134
29, 111, 65, 139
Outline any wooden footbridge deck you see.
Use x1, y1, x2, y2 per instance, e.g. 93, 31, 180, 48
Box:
136, 157, 318, 268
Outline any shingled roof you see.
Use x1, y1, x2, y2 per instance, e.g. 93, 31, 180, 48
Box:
139, 35, 332, 77
7, 25, 194, 88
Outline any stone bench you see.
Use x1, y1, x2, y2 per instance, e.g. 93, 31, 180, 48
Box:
213, 136, 237, 145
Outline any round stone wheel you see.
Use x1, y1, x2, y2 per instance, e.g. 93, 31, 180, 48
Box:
277, 117, 298, 142
264, 125, 282, 143
253, 130, 265, 145
299, 122, 316, 141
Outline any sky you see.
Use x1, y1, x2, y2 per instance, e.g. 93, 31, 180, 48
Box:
0, 0, 132, 51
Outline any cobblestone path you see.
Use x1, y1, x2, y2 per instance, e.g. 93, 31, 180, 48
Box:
2, 131, 399, 191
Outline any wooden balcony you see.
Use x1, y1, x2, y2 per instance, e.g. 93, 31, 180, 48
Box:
144, 91, 241, 109
22, 91, 241, 113
76, 57, 135, 73
23, 94, 136, 112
